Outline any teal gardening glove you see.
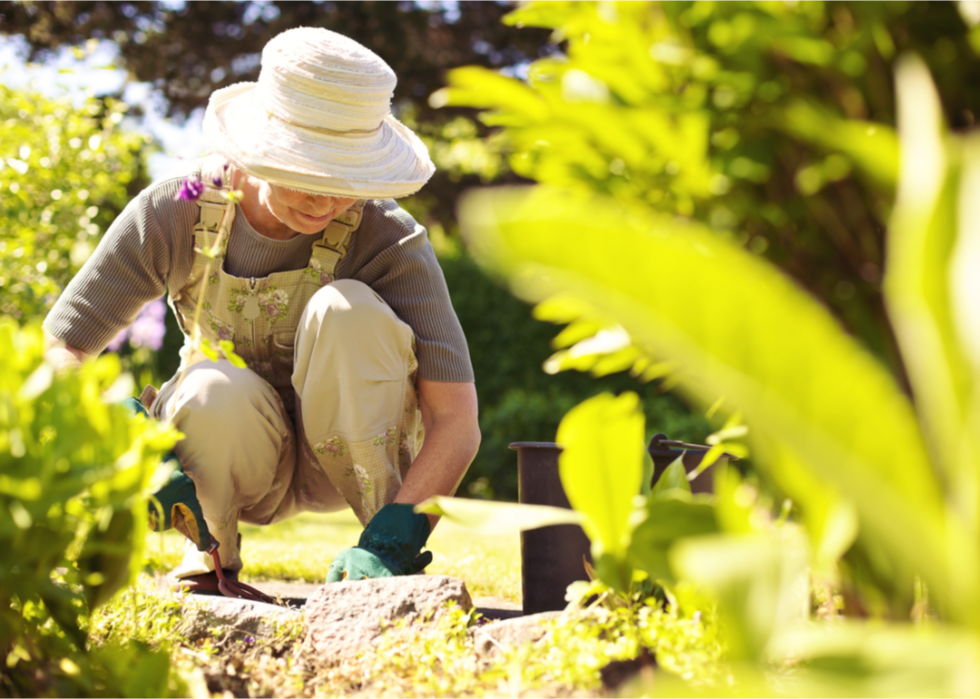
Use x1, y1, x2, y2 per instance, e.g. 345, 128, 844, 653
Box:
121, 396, 212, 552
327, 503, 433, 582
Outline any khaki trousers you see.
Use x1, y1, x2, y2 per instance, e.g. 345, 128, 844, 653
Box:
152, 280, 422, 577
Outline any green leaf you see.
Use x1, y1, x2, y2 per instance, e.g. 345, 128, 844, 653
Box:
434, 66, 549, 125
628, 492, 718, 583
218, 339, 247, 369
671, 532, 808, 662
768, 622, 980, 698
640, 450, 654, 497
651, 456, 690, 499
555, 392, 645, 557
885, 56, 980, 548
415, 496, 583, 535
458, 184, 971, 622
77, 508, 136, 609
199, 339, 219, 363
782, 99, 899, 191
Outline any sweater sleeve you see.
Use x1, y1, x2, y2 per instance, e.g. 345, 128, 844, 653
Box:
341, 200, 474, 383
42, 176, 198, 354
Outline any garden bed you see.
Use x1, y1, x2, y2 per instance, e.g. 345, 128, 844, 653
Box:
95, 512, 724, 698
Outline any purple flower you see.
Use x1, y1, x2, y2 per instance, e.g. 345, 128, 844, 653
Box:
174, 174, 204, 201
129, 299, 168, 351
104, 299, 167, 353
211, 174, 223, 187
106, 328, 128, 352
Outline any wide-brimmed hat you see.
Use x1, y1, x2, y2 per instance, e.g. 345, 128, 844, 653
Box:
202, 27, 435, 199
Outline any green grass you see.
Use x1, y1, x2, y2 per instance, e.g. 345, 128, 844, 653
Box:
143, 510, 522, 602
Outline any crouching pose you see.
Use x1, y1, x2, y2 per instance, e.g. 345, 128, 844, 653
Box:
43, 27, 480, 591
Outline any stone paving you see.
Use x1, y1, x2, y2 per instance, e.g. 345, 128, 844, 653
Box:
159, 576, 524, 620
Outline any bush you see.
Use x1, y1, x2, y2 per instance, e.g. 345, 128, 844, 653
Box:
435, 1, 980, 382
0, 319, 181, 697
0, 86, 148, 324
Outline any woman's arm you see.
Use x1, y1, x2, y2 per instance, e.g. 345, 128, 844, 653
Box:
393, 378, 481, 529
42, 174, 199, 357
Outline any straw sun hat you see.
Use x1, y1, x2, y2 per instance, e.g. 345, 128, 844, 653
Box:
202, 27, 435, 199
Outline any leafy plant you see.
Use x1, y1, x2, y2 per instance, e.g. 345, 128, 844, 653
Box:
432, 0, 980, 385
418, 0, 980, 693
431, 58, 980, 699
0, 320, 182, 696
0, 85, 148, 323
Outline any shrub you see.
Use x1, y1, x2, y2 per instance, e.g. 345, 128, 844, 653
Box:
0, 319, 182, 697
0, 86, 148, 324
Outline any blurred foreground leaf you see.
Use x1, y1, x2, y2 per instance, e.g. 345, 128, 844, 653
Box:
459, 183, 972, 620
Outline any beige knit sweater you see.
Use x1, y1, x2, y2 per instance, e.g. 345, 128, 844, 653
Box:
43, 163, 474, 383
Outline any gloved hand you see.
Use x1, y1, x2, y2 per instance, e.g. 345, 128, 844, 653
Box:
326, 503, 432, 582
120, 396, 212, 552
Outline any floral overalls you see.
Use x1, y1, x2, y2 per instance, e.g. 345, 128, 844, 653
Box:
159, 186, 422, 526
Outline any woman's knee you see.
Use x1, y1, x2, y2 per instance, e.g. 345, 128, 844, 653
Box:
297, 280, 413, 365
303, 279, 399, 335
167, 361, 289, 502
174, 361, 276, 418
168, 361, 287, 453
292, 280, 415, 406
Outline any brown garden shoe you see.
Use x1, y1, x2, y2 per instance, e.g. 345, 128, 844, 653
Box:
173, 568, 240, 596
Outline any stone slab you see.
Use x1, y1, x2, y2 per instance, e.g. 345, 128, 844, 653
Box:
473, 611, 562, 660
473, 596, 523, 621
301, 575, 472, 663
178, 595, 302, 644
247, 581, 522, 621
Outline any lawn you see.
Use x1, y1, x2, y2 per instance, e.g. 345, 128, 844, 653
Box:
142, 510, 523, 602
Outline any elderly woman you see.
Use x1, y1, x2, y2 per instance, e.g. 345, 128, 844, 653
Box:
42, 27, 479, 590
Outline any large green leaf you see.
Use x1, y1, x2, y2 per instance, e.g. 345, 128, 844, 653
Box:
415, 495, 583, 535
458, 184, 974, 622
884, 57, 980, 558
671, 532, 809, 663
555, 391, 645, 558
630, 621, 980, 697
781, 99, 900, 192
768, 621, 980, 697
430, 66, 548, 126
650, 456, 691, 499
627, 491, 718, 584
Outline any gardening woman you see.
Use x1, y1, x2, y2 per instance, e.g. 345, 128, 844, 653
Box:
41, 27, 480, 593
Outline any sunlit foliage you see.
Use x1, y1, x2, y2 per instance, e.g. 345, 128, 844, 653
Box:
0, 86, 147, 322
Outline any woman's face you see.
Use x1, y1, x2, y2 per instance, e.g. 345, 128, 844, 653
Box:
254, 179, 357, 239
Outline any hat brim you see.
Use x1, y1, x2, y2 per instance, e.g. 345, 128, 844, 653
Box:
203, 82, 435, 199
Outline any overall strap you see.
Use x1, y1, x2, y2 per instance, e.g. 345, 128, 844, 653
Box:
196, 186, 235, 232
194, 185, 236, 258
310, 201, 365, 277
